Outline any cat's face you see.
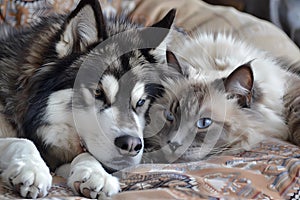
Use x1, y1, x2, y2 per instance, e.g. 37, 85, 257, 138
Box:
144, 62, 264, 163
145, 78, 230, 162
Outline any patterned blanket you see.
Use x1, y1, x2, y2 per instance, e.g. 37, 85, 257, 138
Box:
1, 138, 299, 199
1, 0, 300, 199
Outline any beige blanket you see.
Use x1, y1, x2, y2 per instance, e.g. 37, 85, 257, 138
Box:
1, 0, 300, 199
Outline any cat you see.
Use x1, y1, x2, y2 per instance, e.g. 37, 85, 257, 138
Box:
143, 32, 300, 163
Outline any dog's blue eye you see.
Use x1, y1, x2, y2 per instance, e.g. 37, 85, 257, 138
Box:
197, 118, 212, 129
164, 110, 174, 122
136, 99, 145, 107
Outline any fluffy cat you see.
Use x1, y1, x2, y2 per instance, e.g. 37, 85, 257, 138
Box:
143, 32, 300, 163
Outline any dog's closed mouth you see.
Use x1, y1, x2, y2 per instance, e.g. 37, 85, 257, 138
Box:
102, 159, 134, 173
102, 164, 118, 173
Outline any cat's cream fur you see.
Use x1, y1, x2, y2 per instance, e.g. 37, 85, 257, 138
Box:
143, 33, 300, 163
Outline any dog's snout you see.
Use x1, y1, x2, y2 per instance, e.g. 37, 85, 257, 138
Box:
114, 135, 142, 157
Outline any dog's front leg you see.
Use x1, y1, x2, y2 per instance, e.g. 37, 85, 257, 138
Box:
0, 138, 52, 198
67, 152, 120, 198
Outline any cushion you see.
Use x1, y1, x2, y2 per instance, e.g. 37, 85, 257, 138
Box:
0, 0, 300, 199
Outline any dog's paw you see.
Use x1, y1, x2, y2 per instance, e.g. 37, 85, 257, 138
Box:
68, 164, 120, 198
1, 158, 52, 198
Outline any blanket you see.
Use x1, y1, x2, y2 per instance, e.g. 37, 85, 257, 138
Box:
1, 0, 300, 199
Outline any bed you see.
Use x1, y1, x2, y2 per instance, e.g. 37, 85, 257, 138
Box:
1, 0, 300, 199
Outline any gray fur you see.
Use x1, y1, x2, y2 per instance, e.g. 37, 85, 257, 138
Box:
0, 0, 176, 198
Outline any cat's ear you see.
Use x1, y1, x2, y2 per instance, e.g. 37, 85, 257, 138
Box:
224, 63, 254, 108
56, 0, 107, 57
166, 51, 183, 74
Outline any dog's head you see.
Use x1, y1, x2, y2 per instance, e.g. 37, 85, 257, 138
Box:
53, 0, 176, 170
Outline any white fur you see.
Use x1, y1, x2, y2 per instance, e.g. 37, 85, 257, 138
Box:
73, 105, 143, 170
0, 106, 52, 198
131, 81, 146, 106
133, 110, 146, 139
42, 80, 146, 194
41, 89, 79, 148
42, 84, 145, 197
170, 33, 289, 141
0, 138, 52, 198
67, 153, 120, 198
44, 89, 74, 124
44, 89, 126, 196
145, 33, 292, 163
101, 75, 119, 104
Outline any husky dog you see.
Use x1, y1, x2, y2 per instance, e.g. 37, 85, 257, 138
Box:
144, 33, 300, 163
0, 0, 176, 198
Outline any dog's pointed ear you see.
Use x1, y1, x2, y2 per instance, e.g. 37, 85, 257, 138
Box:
150, 9, 176, 46
224, 62, 254, 108
56, 0, 107, 57
166, 51, 183, 74
139, 9, 176, 49
151, 9, 176, 30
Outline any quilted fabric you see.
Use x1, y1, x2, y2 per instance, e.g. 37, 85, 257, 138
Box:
0, 0, 300, 199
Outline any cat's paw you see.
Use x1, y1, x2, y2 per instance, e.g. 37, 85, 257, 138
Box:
1, 158, 52, 198
68, 164, 120, 198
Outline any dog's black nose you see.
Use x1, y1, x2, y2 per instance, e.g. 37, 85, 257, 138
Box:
114, 135, 142, 157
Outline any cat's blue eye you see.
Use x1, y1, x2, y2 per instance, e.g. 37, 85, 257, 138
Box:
197, 118, 212, 129
164, 110, 174, 122
136, 99, 146, 107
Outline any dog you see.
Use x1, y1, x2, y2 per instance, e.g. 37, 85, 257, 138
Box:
0, 0, 176, 198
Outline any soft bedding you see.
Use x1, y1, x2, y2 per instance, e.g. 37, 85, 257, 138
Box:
0, 0, 300, 199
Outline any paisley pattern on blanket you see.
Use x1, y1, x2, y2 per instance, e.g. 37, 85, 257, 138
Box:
113, 139, 300, 199
1, 0, 300, 199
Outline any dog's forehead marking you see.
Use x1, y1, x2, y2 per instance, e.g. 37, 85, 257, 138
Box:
101, 74, 119, 104
131, 81, 145, 105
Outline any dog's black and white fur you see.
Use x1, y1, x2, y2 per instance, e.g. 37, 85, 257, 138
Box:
0, 0, 175, 198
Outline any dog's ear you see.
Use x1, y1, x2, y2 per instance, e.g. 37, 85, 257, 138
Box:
224, 63, 254, 108
56, 0, 107, 57
151, 9, 176, 30
139, 9, 176, 49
